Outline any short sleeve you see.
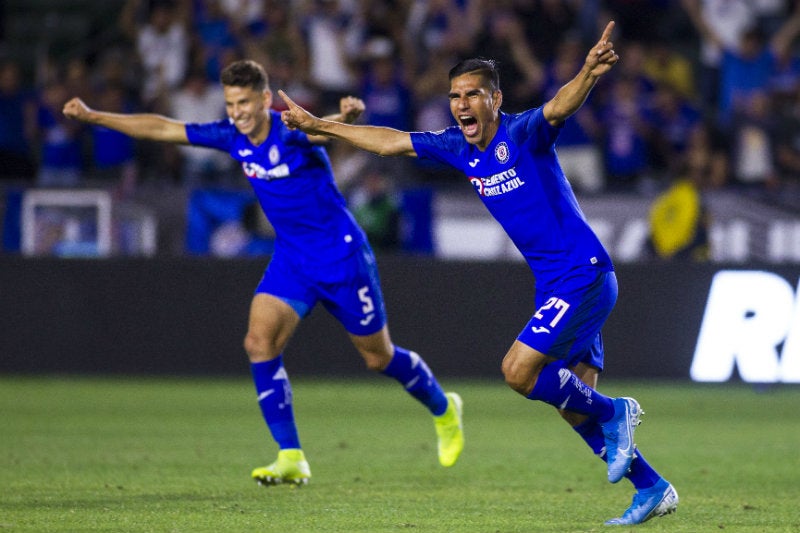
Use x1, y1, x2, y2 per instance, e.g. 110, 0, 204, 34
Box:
185, 120, 236, 152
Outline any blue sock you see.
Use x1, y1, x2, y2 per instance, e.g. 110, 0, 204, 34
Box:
573, 419, 661, 490
526, 361, 614, 420
382, 346, 448, 416
251, 356, 301, 450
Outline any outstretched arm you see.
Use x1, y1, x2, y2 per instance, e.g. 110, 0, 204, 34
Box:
62, 97, 190, 144
543, 21, 619, 126
279, 90, 417, 157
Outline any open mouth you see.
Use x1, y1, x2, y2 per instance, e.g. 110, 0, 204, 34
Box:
236, 117, 254, 131
460, 115, 478, 137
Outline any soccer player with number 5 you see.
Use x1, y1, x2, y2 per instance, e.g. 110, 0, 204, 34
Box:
63, 59, 464, 487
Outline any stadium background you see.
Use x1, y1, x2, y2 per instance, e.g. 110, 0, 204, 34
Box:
1, 0, 799, 383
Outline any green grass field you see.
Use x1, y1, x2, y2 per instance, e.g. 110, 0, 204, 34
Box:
1, 376, 798, 532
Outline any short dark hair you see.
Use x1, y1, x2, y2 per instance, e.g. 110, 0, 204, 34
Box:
448, 58, 500, 92
220, 60, 269, 92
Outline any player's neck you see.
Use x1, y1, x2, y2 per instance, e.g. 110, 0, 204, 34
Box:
476, 120, 500, 151
247, 112, 271, 146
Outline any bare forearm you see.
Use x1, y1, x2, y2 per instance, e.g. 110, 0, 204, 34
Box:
279, 90, 414, 155
321, 111, 349, 123
681, 0, 720, 48
544, 66, 597, 125
543, 21, 618, 126
85, 110, 188, 143
313, 119, 415, 157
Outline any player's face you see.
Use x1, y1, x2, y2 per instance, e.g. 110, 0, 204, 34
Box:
448, 73, 501, 150
223, 85, 272, 142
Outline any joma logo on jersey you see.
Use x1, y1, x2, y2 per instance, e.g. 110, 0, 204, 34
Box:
242, 162, 290, 180
469, 167, 526, 197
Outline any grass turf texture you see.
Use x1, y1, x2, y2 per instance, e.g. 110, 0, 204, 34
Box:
1, 376, 798, 532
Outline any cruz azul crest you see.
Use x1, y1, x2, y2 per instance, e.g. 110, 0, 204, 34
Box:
494, 141, 510, 164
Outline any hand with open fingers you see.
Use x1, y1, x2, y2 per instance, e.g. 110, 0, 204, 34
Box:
585, 21, 619, 76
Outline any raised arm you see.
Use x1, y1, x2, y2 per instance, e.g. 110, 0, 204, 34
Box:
304, 95, 368, 145
279, 90, 416, 157
680, 0, 724, 50
543, 21, 619, 126
62, 97, 190, 144
771, 4, 800, 58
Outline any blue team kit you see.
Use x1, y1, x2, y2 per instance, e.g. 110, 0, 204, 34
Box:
411, 107, 616, 368
185, 111, 387, 336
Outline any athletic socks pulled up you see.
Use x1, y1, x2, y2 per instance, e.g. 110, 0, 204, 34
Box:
382, 346, 448, 416
251, 356, 301, 450
526, 360, 615, 420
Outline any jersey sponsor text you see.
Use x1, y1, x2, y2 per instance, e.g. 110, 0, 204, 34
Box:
470, 167, 526, 197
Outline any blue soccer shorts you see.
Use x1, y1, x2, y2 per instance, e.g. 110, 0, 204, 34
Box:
254, 243, 388, 336
517, 269, 618, 370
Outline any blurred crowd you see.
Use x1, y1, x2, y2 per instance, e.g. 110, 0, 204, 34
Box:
2, 0, 800, 216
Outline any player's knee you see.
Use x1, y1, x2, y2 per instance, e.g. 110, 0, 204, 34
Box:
243, 331, 273, 362
502, 360, 536, 396
504, 373, 533, 395
360, 349, 392, 372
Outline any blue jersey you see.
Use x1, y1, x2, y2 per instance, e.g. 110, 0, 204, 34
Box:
185, 111, 365, 265
411, 107, 613, 295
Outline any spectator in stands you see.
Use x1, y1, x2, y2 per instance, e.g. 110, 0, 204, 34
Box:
348, 167, 401, 252
515, 0, 579, 65
730, 90, 779, 191
646, 123, 716, 262
411, 48, 455, 132
403, 0, 479, 73
612, 41, 657, 98
768, 30, 800, 109
63, 57, 94, 104
753, 0, 795, 36
544, 34, 604, 194
642, 40, 696, 101
118, 0, 192, 181
471, 3, 545, 114
192, 0, 241, 81
120, 0, 191, 110
356, 37, 415, 183
695, 119, 730, 190
774, 84, 800, 198
299, 0, 362, 114
241, 0, 308, 86
167, 68, 234, 186
599, 41, 659, 190
88, 83, 139, 198
359, 38, 413, 132
680, 0, 753, 117
90, 48, 141, 105
604, 0, 676, 44
598, 73, 654, 192
0, 59, 36, 182
648, 82, 702, 178
217, 0, 264, 34
682, 0, 800, 127
34, 78, 84, 187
